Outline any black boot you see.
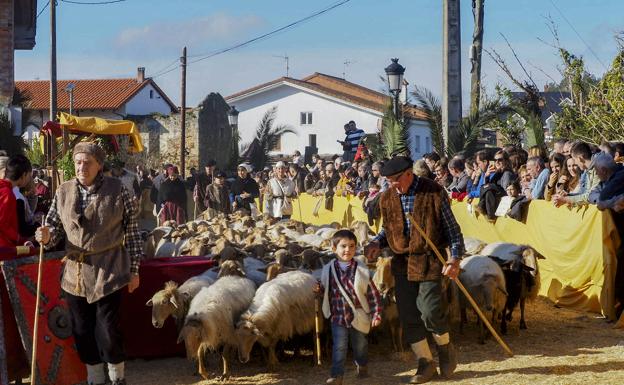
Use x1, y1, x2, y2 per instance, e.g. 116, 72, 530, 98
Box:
407, 358, 437, 384
437, 342, 458, 379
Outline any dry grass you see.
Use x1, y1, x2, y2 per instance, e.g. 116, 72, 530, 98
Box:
125, 298, 624, 385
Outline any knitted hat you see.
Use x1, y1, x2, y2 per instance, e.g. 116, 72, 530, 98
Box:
73, 142, 106, 164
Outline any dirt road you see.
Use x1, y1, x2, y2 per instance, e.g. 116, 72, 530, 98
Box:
125, 298, 624, 385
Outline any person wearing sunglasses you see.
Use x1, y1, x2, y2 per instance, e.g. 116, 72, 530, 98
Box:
364, 155, 464, 383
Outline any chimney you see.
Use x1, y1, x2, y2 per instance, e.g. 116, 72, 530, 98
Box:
400, 78, 409, 104
137, 67, 145, 83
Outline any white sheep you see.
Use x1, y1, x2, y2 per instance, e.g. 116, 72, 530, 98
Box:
458, 255, 508, 343
146, 271, 215, 330
178, 275, 256, 380
235, 270, 318, 370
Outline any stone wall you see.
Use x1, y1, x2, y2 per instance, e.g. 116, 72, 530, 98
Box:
0, 0, 14, 107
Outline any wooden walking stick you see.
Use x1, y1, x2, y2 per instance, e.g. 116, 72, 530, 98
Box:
406, 213, 514, 357
314, 294, 323, 365
31, 216, 47, 384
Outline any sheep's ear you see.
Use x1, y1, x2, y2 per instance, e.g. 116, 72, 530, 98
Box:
170, 296, 179, 309
146, 299, 153, 307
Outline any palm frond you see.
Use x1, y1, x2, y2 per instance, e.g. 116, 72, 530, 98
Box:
247, 106, 295, 170
411, 86, 445, 155
381, 103, 409, 158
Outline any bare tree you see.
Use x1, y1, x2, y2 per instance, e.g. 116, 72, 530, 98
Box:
470, 0, 485, 115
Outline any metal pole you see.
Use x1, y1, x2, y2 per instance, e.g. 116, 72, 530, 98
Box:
180, 46, 187, 178
68, 89, 73, 115
394, 92, 400, 121
442, 0, 462, 153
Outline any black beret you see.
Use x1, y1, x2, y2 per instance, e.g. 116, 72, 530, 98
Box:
380, 155, 413, 177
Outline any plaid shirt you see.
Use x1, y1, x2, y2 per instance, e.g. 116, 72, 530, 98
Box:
374, 176, 465, 259
328, 259, 382, 328
45, 175, 142, 274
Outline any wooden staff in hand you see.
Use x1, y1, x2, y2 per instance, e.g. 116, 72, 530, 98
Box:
406, 213, 514, 357
31, 216, 46, 384
313, 280, 323, 366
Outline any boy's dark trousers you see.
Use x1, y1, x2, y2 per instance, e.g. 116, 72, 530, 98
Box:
330, 322, 368, 377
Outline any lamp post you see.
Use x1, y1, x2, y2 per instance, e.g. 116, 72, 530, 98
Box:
228, 106, 239, 127
64, 83, 75, 115
62, 83, 76, 154
384, 58, 406, 120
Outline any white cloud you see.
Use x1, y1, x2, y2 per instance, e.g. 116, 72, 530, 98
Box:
112, 13, 264, 52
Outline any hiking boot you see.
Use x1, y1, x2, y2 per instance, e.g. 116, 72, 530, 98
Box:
407, 358, 437, 384
356, 365, 369, 379
437, 342, 458, 379
326, 376, 343, 385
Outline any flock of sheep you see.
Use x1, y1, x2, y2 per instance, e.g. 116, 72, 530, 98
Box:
142, 212, 544, 380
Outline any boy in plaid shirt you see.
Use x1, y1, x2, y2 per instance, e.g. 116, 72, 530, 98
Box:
315, 230, 382, 384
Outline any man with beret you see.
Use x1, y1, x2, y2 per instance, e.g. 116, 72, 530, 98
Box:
36, 142, 142, 385
364, 155, 464, 384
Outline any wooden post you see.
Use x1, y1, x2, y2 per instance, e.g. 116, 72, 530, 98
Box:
180, 47, 187, 178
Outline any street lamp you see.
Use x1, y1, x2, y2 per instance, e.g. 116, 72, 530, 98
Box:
228, 106, 239, 126
64, 83, 76, 115
384, 58, 405, 119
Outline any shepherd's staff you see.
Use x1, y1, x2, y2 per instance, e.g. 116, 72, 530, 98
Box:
31, 216, 47, 384
314, 294, 323, 366
406, 213, 514, 357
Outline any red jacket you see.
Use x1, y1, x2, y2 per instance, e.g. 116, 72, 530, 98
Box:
0, 179, 19, 248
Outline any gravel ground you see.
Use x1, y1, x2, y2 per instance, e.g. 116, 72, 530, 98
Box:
123, 298, 624, 385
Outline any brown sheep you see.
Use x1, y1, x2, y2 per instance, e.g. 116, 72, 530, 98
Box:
372, 256, 403, 352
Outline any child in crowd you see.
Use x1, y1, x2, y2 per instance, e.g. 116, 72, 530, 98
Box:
315, 230, 382, 385
205, 171, 231, 216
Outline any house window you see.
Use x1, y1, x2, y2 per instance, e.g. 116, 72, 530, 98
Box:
425, 137, 431, 152
414, 135, 421, 153
149, 90, 154, 99
300, 112, 313, 125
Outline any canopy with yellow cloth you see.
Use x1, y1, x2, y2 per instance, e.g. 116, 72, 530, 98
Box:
40, 112, 143, 153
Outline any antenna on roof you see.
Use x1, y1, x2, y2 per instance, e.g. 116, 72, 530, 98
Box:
343, 59, 355, 80
273, 54, 289, 77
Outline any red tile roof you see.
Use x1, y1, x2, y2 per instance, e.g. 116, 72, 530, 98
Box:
14, 78, 176, 112
225, 72, 426, 120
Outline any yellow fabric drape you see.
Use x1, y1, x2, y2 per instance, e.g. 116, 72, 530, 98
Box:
272, 193, 620, 319
58, 112, 144, 153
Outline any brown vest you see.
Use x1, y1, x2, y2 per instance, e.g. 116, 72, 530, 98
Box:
57, 176, 131, 303
379, 177, 448, 281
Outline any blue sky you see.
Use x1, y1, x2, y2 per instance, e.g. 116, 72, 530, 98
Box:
15, 0, 624, 108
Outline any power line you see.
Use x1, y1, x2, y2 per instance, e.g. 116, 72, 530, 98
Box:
37, 0, 50, 19
150, 58, 181, 78
60, 0, 126, 5
548, 0, 608, 71
188, 0, 351, 64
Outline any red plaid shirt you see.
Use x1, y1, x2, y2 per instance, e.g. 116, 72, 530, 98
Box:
328, 259, 383, 328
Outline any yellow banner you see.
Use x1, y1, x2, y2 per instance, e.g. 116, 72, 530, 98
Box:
282, 194, 621, 319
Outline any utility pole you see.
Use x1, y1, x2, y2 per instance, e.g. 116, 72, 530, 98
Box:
470, 0, 484, 116
50, 0, 59, 192
443, 0, 462, 153
180, 46, 187, 178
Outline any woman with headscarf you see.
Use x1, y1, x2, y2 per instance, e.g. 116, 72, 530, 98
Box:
264, 161, 296, 219
157, 166, 187, 224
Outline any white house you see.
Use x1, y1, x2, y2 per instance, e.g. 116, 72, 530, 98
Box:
225, 73, 432, 159
15, 67, 177, 145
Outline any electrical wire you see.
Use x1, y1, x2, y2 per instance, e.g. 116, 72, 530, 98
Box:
188, 0, 351, 64
60, 0, 126, 5
548, 0, 608, 70
37, 0, 50, 19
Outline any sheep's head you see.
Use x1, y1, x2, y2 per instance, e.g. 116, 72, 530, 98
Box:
300, 249, 322, 270
273, 249, 291, 266
146, 281, 181, 328
218, 260, 246, 278
373, 257, 394, 296
178, 316, 204, 360
521, 246, 544, 277
235, 317, 262, 363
